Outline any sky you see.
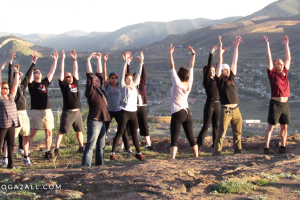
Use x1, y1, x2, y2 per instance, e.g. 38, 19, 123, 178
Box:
0, 0, 278, 35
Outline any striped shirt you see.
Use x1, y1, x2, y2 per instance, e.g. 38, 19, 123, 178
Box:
0, 94, 19, 128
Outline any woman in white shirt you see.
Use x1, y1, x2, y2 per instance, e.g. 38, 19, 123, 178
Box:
169, 44, 198, 159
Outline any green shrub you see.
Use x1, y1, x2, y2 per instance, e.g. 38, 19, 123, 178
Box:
212, 180, 256, 194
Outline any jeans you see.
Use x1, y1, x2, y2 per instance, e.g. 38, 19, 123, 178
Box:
82, 120, 106, 167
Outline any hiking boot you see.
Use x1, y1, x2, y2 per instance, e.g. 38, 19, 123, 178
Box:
77, 146, 84, 153
54, 148, 60, 157
264, 148, 270, 155
1, 157, 8, 166
278, 146, 287, 154
21, 156, 32, 166
110, 154, 116, 161
135, 153, 145, 161
45, 151, 54, 161
145, 145, 153, 150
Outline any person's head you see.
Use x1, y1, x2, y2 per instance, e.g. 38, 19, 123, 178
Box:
221, 64, 230, 77
33, 68, 42, 82
273, 59, 284, 72
64, 72, 73, 84
13, 72, 23, 86
108, 72, 118, 86
125, 73, 133, 86
92, 75, 101, 88
1, 81, 9, 96
203, 65, 216, 78
177, 66, 190, 82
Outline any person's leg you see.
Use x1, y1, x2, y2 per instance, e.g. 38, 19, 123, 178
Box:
18, 132, 23, 150
231, 108, 243, 154
29, 129, 38, 151
76, 132, 84, 147
265, 124, 275, 148
211, 103, 220, 148
44, 109, 54, 155
55, 132, 64, 149
278, 102, 291, 149
213, 107, 231, 156
29, 109, 44, 152
265, 99, 280, 149
137, 106, 151, 147
279, 124, 288, 146
82, 120, 101, 167
21, 112, 30, 157
182, 110, 198, 157
95, 122, 106, 166
6, 127, 15, 169
3, 141, 7, 157
128, 112, 141, 153
111, 110, 129, 153
197, 102, 213, 147
170, 110, 184, 159
23, 136, 29, 156
45, 129, 52, 151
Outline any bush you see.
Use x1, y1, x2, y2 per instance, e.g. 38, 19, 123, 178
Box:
212, 180, 256, 194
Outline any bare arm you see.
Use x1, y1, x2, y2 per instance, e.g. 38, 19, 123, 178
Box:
0, 63, 7, 96
47, 50, 58, 82
169, 44, 175, 69
120, 52, 131, 88
86, 52, 96, 73
96, 53, 102, 74
28, 51, 38, 84
217, 36, 226, 77
187, 45, 196, 69
231, 36, 242, 75
70, 50, 79, 80
59, 50, 65, 81
11, 64, 20, 98
282, 35, 291, 70
134, 51, 144, 85
103, 53, 108, 86
263, 36, 273, 71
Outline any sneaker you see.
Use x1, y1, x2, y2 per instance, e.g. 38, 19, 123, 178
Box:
54, 148, 60, 157
278, 146, 287, 154
264, 148, 270, 155
21, 156, 32, 166
127, 149, 133, 155
77, 146, 84, 153
1, 157, 8, 166
45, 151, 54, 161
110, 154, 116, 161
17, 148, 24, 155
135, 153, 145, 161
145, 145, 153, 150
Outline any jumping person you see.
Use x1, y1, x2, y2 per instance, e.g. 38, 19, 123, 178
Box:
197, 46, 219, 151
110, 51, 145, 161
102, 53, 132, 154
82, 52, 110, 167
169, 44, 198, 159
54, 50, 84, 158
263, 35, 291, 154
0, 63, 20, 169
28, 50, 59, 161
213, 36, 243, 156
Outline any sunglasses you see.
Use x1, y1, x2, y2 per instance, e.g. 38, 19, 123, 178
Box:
2, 87, 9, 90
34, 71, 41, 74
65, 76, 72, 79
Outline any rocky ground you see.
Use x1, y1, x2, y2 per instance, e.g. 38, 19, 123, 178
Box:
1, 134, 300, 200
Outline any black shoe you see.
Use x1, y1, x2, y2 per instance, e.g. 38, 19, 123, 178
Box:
135, 153, 145, 161
54, 148, 60, 157
77, 146, 84, 153
278, 146, 286, 154
45, 151, 54, 161
145, 146, 153, 150
264, 148, 270, 155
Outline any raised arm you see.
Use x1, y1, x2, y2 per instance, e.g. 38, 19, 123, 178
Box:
231, 36, 242, 75
169, 44, 175, 69
86, 52, 96, 73
96, 53, 102, 74
204, 46, 218, 85
263, 36, 273, 71
0, 63, 7, 96
103, 53, 108, 86
23, 51, 38, 86
217, 36, 226, 77
11, 64, 20, 98
120, 52, 131, 88
70, 50, 79, 80
8, 52, 16, 89
282, 35, 291, 70
47, 50, 58, 82
134, 51, 144, 85
59, 50, 65, 81
187, 45, 196, 69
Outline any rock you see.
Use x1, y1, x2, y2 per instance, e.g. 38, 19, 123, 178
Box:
264, 155, 271, 160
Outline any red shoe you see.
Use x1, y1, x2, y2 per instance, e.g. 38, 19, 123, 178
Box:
135, 153, 144, 161
110, 154, 116, 161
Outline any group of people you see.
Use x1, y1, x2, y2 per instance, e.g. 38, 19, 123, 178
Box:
0, 35, 291, 168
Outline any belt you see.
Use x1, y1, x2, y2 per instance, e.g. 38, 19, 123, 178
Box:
221, 105, 239, 110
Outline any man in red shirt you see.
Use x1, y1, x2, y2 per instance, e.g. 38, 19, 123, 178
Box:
263, 35, 291, 154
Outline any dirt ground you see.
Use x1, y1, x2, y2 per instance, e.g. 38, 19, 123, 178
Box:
1, 134, 300, 199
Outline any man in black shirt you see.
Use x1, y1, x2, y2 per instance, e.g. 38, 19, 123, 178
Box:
54, 50, 84, 158
28, 50, 59, 161
213, 36, 243, 156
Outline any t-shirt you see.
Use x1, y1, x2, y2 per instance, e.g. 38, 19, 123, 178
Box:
28, 77, 51, 109
105, 84, 121, 111
59, 77, 81, 110
268, 67, 290, 97
216, 71, 239, 105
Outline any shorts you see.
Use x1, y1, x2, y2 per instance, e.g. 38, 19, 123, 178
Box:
59, 110, 84, 134
30, 109, 54, 130
15, 112, 30, 136
267, 99, 291, 125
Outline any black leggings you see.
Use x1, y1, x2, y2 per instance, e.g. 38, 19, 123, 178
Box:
105, 111, 131, 150
137, 106, 150, 136
197, 101, 220, 147
112, 110, 140, 153
0, 127, 15, 168
170, 109, 196, 147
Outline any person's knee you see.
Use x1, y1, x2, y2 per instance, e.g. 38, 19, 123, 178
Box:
45, 130, 52, 137
280, 124, 287, 132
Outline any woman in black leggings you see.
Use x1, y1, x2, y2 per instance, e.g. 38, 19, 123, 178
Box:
197, 46, 220, 151
169, 44, 198, 159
